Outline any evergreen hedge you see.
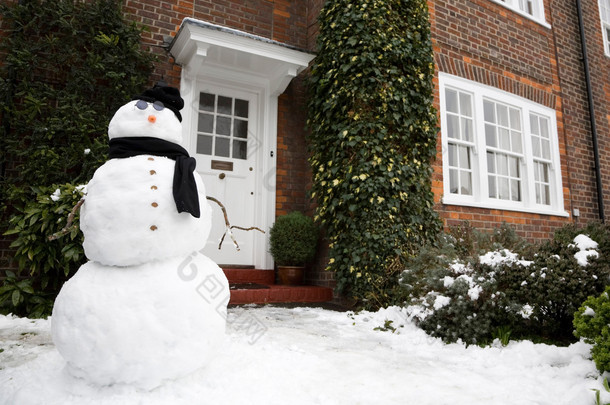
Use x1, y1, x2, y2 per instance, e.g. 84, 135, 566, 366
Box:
0, 0, 154, 317
307, 0, 441, 308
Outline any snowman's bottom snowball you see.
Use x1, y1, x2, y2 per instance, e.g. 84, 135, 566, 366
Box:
51, 254, 229, 390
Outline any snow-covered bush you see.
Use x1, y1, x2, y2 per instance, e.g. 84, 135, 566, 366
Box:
574, 287, 610, 372
402, 223, 610, 345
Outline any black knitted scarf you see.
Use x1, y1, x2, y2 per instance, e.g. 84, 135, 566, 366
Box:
108, 137, 200, 218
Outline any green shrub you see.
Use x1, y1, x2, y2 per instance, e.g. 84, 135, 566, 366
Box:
0, 0, 154, 317
403, 223, 610, 345
2, 184, 86, 317
307, 0, 441, 308
0, 0, 154, 194
574, 287, 610, 372
269, 212, 318, 266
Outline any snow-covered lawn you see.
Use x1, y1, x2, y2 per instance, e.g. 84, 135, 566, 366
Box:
0, 305, 606, 405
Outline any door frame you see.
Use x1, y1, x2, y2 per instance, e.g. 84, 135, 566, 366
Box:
181, 73, 276, 270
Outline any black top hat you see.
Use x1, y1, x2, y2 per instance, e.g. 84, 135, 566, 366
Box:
133, 85, 184, 122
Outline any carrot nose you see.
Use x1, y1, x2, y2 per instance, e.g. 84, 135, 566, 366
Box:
148, 115, 156, 123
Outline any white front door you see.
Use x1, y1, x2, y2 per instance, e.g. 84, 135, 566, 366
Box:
191, 83, 260, 266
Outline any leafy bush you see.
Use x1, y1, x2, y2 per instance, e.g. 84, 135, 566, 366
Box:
0, 0, 154, 193
269, 212, 318, 266
307, 0, 441, 308
402, 222, 610, 345
0, 0, 154, 317
574, 287, 610, 373
2, 184, 86, 317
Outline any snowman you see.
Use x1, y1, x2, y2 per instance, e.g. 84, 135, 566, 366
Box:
51, 86, 229, 390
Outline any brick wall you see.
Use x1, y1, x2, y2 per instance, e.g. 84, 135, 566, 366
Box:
550, 0, 610, 223
429, 0, 597, 241
276, 76, 312, 216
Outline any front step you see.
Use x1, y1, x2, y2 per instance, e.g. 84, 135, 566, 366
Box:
223, 268, 275, 285
222, 268, 333, 305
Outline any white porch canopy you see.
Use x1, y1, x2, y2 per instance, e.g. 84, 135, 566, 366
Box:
169, 18, 315, 96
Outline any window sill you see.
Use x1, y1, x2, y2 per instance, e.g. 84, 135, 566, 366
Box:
442, 196, 570, 218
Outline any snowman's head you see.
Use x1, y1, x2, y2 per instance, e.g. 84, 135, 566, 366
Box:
108, 86, 184, 144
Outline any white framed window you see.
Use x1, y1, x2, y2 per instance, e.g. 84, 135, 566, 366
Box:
440, 73, 567, 216
599, 0, 610, 56
491, 0, 549, 27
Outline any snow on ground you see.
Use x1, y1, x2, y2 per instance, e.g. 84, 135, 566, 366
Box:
0, 305, 606, 405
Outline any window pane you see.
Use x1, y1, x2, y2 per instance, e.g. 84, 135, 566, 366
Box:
216, 116, 231, 136
539, 117, 549, 138
235, 119, 248, 139
532, 137, 541, 157
235, 99, 249, 118
541, 139, 551, 160
446, 89, 459, 113
498, 154, 508, 176
449, 169, 459, 194
233, 140, 247, 160
460, 171, 472, 195
484, 100, 495, 122
511, 179, 521, 201
511, 131, 522, 153
198, 113, 214, 133
199, 93, 215, 112
543, 185, 550, 205
485, 124, 496, 147
461, 118, 473, 142
499, 128, 510, 150
448, 144, 457, 167
541, 163, 549, 182
510, 109, 521, 130
215, 137, 230, 157
447, 115, 459, 139
509, 156, 519, 177
488, 176, 497, 198
534, 162, 541, 181
486, 152, 495, 174
196, 135, 213, 155
459, 145, 470, 169
459, 92, 472, 116
218, 96, 232, 115
497, 104, 509, 127
498, 178, 510, 200
530, 114, 540, 135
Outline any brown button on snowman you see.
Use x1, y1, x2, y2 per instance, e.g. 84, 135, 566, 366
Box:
51, 86, 229, 390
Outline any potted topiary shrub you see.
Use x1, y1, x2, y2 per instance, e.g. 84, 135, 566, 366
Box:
269, 211, 318, 285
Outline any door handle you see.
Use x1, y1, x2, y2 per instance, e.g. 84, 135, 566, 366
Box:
219, 173, 226, 180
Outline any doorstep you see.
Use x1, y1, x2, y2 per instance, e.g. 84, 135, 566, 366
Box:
222, 268, 334, 305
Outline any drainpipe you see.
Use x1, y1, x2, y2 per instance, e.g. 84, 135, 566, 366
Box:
576, 0, 605, 223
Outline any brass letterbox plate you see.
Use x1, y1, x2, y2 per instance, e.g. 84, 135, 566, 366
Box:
211, 160, 234, 171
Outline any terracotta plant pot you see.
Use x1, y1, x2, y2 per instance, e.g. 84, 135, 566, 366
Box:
277, 265, 305, 286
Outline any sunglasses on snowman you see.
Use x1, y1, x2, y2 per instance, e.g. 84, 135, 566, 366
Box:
135, 99, 165, 111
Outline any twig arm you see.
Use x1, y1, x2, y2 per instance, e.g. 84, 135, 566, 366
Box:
205, 196, 265, 251
48, 198, 85, 241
